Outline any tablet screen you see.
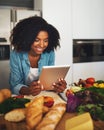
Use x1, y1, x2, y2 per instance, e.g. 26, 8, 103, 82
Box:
39, 65, 70, 90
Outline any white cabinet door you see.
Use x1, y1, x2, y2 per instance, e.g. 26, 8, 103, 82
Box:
73, 62, 104, 82
72, 0, 104, 39
72, 0, 91, 39
11, 10, 41, 28
0, 9, 11, 42
90, 0, 104, 38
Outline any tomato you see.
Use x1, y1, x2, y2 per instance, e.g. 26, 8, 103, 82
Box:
13, 95, 24, 98
86, 77, 95, 85
44, 96, 54, 107
44, 101, 54, 107
85, 83, 92, 88
66, 89, 73, 97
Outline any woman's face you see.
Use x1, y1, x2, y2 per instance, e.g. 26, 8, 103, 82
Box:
30, 31, 49, 55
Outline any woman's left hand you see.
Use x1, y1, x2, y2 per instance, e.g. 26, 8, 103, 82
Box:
52, 78, 67, 93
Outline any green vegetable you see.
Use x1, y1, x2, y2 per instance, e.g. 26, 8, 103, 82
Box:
95, 80, 104, 84
81, 87, 104, 97
77, 104, 104, 121
0, 97, 30, 114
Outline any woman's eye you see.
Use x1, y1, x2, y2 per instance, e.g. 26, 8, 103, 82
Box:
35, 39, 39, 42
44, 39, 48, 43
34, 39, 48, 43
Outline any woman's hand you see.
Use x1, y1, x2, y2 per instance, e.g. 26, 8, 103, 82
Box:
52, 78, 67, 93
29, 81, 42, 96
19, 81, 42, 96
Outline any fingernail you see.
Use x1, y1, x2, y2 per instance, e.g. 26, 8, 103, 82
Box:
51, 86, 54, 89
38, 80, 40, 83
52, 83, 56, 85
41, 85, 44, 90
59, 78, 61, 81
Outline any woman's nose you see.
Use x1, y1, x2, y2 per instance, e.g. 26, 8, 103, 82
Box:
39, 41, 44, 47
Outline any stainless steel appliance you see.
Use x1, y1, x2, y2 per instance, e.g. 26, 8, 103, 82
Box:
0, 39, 10, 89
73, 39, 104, 63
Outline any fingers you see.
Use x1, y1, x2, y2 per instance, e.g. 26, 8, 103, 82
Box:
58, 78, 67, 86
52, 78, 67, 93
38, 80, 44, 90
52, 83, 64, 93
29, 81, 42, 96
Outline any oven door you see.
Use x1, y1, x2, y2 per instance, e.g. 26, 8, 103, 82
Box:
0, 44, 10, 89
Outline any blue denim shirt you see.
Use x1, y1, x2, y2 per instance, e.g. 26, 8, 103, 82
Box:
9, 50, 55, 95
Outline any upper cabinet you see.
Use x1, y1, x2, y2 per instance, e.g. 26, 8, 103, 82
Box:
0, 8, 41, 44
0, 9, 11, 42
72, 0, 104, 39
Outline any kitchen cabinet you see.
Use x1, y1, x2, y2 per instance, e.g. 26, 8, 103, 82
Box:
0, 9, 11, 42
72, 0, 104, 39
73, 62, 104, 82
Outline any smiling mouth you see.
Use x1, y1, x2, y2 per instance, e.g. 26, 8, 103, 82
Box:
35, 47, 44, 52
37, 47, 43, 51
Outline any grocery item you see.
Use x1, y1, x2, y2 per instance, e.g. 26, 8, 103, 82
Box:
4, 108, 26, 122
65, 112, 94, 130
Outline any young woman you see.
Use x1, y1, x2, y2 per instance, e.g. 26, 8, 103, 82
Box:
9, 16, 67, 95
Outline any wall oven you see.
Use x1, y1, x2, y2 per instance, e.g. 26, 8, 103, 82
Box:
72, 39, 104, 82
0, 38, 10, 89
73, 39, 104, 63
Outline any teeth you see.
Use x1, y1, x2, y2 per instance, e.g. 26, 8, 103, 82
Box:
37, 48, 43, 51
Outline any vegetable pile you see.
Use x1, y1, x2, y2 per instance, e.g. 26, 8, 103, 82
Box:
66, 77, 104, 121
0, 97, 30, 114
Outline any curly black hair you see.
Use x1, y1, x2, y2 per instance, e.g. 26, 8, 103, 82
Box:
10, 16, 60, 52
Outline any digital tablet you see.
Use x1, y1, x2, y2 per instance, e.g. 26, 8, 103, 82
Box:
39, 65, 70, 90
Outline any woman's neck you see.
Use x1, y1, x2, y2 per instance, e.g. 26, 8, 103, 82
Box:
28, 52, 41, 68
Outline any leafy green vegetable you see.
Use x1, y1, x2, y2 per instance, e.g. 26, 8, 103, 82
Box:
0, 97, 30, 114
81, 87, 104, 97
77, 104, 104, 121
95, 80, 104, 84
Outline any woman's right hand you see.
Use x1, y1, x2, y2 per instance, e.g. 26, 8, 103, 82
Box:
29, 81, 42, 96
19, 81, 42, 96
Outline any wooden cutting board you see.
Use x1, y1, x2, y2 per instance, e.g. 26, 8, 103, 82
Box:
0, 113, 104, 130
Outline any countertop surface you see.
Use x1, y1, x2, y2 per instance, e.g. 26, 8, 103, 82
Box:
0, 112, 104, 130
